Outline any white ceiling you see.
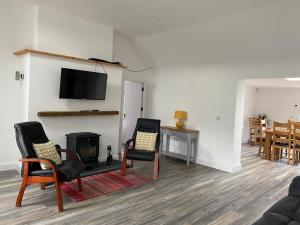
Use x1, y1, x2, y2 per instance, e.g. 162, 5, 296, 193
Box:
23, 0, 279, 37
245, 79, 300, 88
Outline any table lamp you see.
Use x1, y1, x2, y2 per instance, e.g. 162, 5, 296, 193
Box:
174, 110, 187, 129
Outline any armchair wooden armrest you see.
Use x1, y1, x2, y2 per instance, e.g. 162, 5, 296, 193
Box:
125, 139, 135, 150
57, 149, 81, 161
19, 158, 57, 172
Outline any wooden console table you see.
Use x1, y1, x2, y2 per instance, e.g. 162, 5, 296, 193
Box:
160, 126, 199, 165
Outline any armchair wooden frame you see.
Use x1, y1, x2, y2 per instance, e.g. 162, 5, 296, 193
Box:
16, 149, 82, 212
121, 139, 159, 181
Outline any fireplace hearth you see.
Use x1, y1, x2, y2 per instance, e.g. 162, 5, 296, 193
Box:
66, 132, 101, 170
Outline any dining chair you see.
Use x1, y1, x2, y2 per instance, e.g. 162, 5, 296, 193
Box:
249, 117, 266, 156
289, 119, 295, 129
271, 121, 292, 163
292, 122, 300, 165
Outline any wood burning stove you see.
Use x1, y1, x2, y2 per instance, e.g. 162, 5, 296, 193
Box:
66, 132, 101, 170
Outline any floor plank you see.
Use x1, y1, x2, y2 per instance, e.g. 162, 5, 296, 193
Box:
0, 145, 298, 225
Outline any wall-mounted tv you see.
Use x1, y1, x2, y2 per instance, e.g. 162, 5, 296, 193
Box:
59, 68, 107, 100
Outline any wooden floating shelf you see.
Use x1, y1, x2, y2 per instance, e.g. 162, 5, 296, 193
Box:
14, 49, 127, 69
37, 111, 120, 117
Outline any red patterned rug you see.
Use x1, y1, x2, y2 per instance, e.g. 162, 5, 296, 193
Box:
61, 170, 152, 202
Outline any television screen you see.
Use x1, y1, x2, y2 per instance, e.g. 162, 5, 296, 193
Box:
59, 68, 107, 100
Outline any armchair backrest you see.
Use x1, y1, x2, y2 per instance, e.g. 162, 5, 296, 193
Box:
14, 121, 49, 158
132, 118, 161, 150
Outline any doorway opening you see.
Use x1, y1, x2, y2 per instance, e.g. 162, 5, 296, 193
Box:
122, 80, 144, 144
234, 78, 300, 169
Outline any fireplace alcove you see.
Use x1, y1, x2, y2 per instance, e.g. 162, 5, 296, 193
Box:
66, 132, 122, 177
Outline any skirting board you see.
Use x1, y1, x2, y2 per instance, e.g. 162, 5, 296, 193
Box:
197, 158, 241, 173
0, 161, 20, 173
99, 155, 120, 162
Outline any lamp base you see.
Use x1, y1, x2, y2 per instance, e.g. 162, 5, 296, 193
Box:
176, 121, 185, 129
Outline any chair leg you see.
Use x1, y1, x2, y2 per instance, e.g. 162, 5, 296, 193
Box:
153, 153, 159, 181
131, 160, 134, 168
121, 157, 127, 176
286, 149, 294, 165
16, 181, 27, 207
158, 157, 160, 172
279, 149, 282, 159
41, 183, 46, 190
258, 144, 262, 156
77, 177, 82, 192
291, 148, 296, 165
271, 146, 275, 161
55, 181, 64, 212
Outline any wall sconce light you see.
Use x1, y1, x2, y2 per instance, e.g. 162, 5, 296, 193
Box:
15, 71, 24, 80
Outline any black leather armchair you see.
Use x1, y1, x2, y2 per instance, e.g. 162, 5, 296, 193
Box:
121, 118, 161, 180
14, 121, 85, 212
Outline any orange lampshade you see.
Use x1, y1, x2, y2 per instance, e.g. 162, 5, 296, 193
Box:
174, 110, 187, 120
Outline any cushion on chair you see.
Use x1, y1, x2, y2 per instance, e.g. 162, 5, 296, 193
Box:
29, 160, 84, 182
126, 149, 155, 161
135, 131, 158, 151
133, 118, 161, 148
33, 141, 62, 169
275, 142, 290, 147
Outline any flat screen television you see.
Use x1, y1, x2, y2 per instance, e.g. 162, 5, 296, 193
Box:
59, 68, 107, 100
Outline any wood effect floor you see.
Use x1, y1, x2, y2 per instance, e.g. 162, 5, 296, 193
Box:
0, 145, 299, 225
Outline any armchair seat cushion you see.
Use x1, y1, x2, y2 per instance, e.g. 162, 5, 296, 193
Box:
57, 160, 84, 182
29, 160, 84, 182
30, 169, 53, 177
275, 142, 290, 147
126, 149, 155, 161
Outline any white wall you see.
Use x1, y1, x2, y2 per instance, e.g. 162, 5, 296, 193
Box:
37, 7, 113, 61
0, 0, 37, 171
136, 0, 300, 172
242, 86, 257, 143
0, 1, 117, 171
113, 32, 150, 84
255, 87, 300, 122
113, 31, 153, 141
22, 55, 123, 160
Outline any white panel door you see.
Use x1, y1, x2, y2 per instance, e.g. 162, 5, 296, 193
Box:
122, 81, 143, 143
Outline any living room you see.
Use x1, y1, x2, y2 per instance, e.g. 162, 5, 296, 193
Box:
1, 0, 300, 224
